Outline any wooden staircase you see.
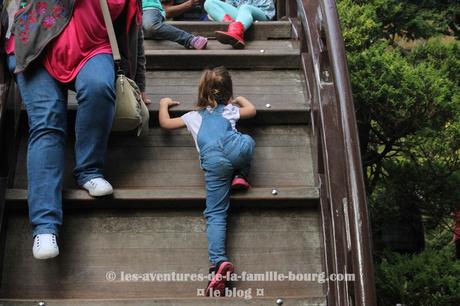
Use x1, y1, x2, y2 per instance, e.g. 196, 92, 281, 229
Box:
0, 1, 378, 305
0, 21, 327, 305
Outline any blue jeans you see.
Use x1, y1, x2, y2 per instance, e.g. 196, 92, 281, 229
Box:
7, 54, 115, 237
200, 133, 255, 265
143, 8, 194, 48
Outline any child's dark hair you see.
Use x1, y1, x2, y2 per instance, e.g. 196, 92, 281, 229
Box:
197, 67, 233, 108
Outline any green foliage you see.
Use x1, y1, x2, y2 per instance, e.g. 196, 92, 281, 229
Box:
337, 1, 460, 304
375, 229, 460, 306
337, 0, 381, 52
348, 41, 460, 192
347, 0, 460, 41
372, 0, 442, 41
371, 160, 460, 236
408, 38, 460, 87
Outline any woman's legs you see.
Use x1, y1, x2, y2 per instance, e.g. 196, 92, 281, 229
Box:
8, 56, 67, 237
73, 54, 115, 187
235, 4, 269, 30
204, 0, 239, 21
214, 4, 268, 48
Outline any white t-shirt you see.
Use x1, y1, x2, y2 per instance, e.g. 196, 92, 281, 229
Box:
181, 104, 240, 152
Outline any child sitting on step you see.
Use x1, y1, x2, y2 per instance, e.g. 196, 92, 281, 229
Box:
159, 67, 257, 296
204, 0, 275, 49
142, 0, 208, 49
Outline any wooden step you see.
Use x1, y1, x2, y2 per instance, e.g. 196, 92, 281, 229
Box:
144, 40, 300, 70
0, 297, 327, 305
149, 21, 293, 40
66, 70, 310, 125
9, 126, 318, 201
0, 207, 325, 299
6, 187, 319, 208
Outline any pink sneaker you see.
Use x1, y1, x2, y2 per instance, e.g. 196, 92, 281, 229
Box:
190, 36, 208, 50
231, 175, 251, 190
206, 261, 234, 297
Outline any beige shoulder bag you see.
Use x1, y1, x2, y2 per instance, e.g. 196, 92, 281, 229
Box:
99, 0, 149, 136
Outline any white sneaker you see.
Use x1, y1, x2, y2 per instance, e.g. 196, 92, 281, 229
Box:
82, 177, 113, 197
33, 234, 59, 260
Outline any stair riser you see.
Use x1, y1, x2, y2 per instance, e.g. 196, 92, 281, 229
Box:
148, 111, 309, 125
63, 110, 309, 126
14, 108, 310, 127
5, 198, 320, 210
145, 55, 300, 70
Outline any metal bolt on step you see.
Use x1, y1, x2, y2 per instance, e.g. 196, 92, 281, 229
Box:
38, 302, 46, 306
260, 49, 265, 53
272, 189, 278, 196
265, 103, 271, 108
276, 298, 284, 305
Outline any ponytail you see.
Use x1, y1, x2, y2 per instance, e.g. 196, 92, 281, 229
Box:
197, 67, 233, 108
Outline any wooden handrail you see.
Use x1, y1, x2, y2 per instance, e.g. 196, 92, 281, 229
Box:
321, 1, 376, 305
287, 0, 377, 304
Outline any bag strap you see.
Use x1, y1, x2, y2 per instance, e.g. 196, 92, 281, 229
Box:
99, 0, 122, 66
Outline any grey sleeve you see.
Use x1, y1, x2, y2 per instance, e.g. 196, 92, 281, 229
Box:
135, 26, 147, 92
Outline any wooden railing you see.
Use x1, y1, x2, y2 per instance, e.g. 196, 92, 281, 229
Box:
281, 0, 377, 305
0, 31, 11, 283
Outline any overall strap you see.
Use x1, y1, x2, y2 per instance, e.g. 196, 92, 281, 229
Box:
198, 104, 226, 118
214, 104, 226, 114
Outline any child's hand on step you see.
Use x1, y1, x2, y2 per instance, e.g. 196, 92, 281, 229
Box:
160, 97, 181, 108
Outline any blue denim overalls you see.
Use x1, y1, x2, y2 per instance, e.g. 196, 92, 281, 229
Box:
197, 104, 255, 265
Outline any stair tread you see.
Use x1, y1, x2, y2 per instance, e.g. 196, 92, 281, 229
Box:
11, 70, 308, 124
12, 126, 317, 191
70, 70, 308, 111
69, 70, 309, 112
143, 40, 300, 69
66, 70, 310, 124
0, 297, 327, 305
144, 39, 298, 52
154, 21, 292, 40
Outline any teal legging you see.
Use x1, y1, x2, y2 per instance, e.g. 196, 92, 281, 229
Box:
204, 0, 269, 30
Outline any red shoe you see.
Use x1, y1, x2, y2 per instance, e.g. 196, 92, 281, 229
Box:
231, 175, 251, 190
215, 21, 245, 49
205, 261, 234, 297
222, 14, 235, 22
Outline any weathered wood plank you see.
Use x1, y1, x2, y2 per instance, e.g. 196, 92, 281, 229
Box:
145, 21, 292, 41
144, 40, 297, 51
0, 297, 327, 306
6, 187, 319, 203
66, 70, 309, 124
143, 40, 300, 69
0, 208, 324, 299
12, 126, 317, 189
